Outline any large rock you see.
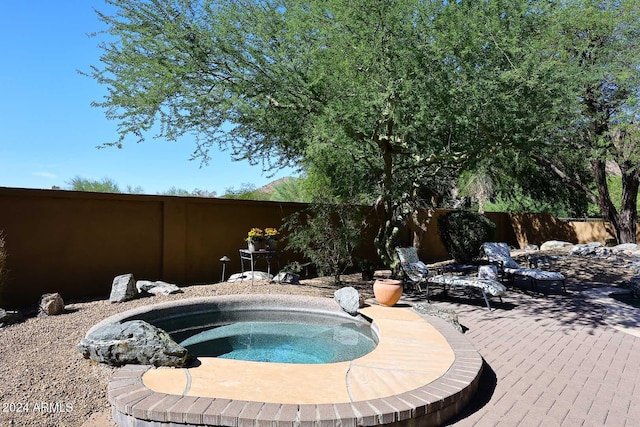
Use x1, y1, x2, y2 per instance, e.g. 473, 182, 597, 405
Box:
272, 272, 300, 285
334, 286, 364, 316
78, 320, 192, 367
227, 271, 273, 282
0, 308, 21, 326
39, 293, 64, 316
136, 280, 183, 296
540, 240, 574, 251
109, 273, 137, 303
613, 243, 640, 253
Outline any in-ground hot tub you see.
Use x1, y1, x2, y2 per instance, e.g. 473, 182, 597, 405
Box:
163, 308, 378, 364
100, 294, 483, 427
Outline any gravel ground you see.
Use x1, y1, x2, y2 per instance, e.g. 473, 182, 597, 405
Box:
0, 275, 376, 427
0, 249, 635, 427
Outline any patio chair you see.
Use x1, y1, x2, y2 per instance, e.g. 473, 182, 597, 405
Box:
480, 242, 566, 294
396, 247, 506, 310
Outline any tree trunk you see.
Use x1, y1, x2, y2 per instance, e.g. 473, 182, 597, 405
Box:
617, 162, 640, 244
592, 159, 621, 241
373, 138, 399, 270
592, 159, 639, 244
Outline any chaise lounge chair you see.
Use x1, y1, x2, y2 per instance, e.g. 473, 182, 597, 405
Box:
480, 242, 566, 294
396, 247, 506, 310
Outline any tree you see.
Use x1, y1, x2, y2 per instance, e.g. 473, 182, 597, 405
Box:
457, 169, 495, 215
90, 0, 516, 266
67, 176, 123, 193
268, 177, 311, 203
221, 183, 270, 200
159, 186, 216, 197
528, 0, 640, 242
91, 0, 640, 258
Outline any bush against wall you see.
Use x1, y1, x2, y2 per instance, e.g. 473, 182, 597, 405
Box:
437, 211, 496, 263
284, 202, 366, 284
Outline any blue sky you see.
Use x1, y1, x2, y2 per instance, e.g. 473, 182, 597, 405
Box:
0, 1, 296, 196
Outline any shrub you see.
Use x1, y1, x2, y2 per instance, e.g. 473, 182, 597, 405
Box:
284, 202, 366, 284
437, 211, 496, 263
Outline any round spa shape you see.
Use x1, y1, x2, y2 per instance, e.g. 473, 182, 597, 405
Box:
156, 306, 377, 364
88, 294, 377, 364
101, 295, 484, 427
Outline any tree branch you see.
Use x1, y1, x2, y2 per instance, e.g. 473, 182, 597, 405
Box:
530, 153, 599, 205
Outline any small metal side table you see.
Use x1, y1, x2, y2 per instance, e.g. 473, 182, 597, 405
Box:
239, 249, 280, 284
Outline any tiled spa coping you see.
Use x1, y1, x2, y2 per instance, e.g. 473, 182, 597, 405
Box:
105, 296, 483, 427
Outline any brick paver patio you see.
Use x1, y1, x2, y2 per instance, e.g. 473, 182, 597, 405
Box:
410, 279, 640, 427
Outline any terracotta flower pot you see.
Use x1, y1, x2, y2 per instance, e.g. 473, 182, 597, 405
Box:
373, 279, 403, 306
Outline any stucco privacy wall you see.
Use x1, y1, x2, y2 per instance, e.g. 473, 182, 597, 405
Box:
0, 188, 315, 308
0, 186, 627, 309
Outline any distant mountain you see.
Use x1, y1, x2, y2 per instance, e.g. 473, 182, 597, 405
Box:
256, 177, 295, 194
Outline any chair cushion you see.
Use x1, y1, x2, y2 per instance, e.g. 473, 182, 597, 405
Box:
396, 247, 429, 283
503, 267, 565, 281
397, 247, 421, 264
482, 242, 520, 269
403, 261, 429, 282
429, 274, 507, 296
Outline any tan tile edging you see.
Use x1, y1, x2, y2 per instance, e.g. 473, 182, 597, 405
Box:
107, 305, 482, 427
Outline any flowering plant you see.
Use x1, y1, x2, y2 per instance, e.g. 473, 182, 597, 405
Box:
246, 228, 264, 243
264, 227, 279, 241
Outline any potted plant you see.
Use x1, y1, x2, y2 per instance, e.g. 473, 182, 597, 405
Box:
246, 227, 264, 251
264, 227, 279, 250
373, 278, 403, 306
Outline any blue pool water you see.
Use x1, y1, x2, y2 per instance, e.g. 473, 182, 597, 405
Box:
179, 320, 376, 364
150, 309, 377, 364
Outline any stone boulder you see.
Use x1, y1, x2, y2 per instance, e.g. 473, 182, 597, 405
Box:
540, 240, 574, 251
569, 242, 612, 257
39, 293, 64, 316
227, 271, 273, 282
334, 286, 364, 316
271, 272, 300, 285
78, 320, 192, 367
136, 280, 183, 296
613, 243, 640, 253
0, 308, 21, 326
109, 273, 137, 303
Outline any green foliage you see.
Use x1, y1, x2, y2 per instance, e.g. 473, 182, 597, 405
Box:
586, 176, 640, 218
159, 187, 192, 196
284, 202, 366, 284
280, 261, 303, 275
222, 177, 311, 202
160, 187, 217, 197
526, 0, 640, 241
437, 211, 496, 264
87, 0, 519, 266
88, 0, 640, 249
221, 183, 270, 200
268, 177, 311, 203
67, 176, 124, 193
